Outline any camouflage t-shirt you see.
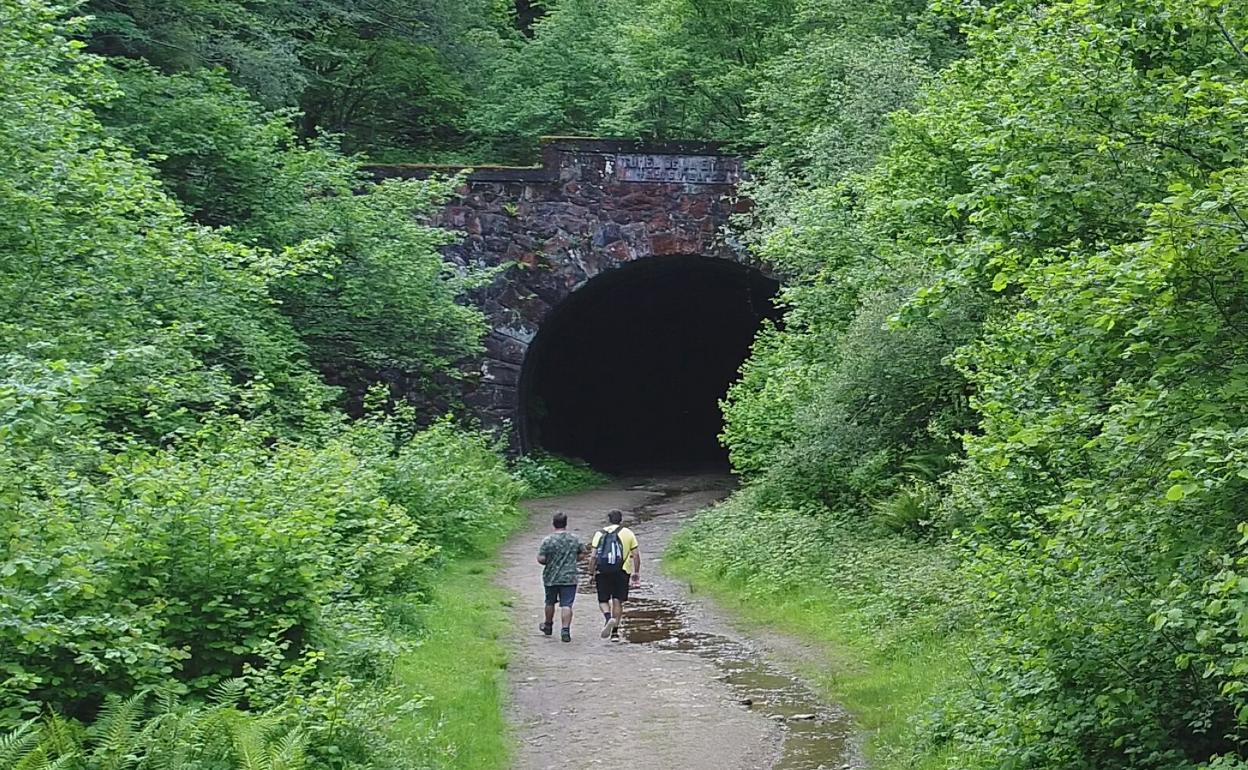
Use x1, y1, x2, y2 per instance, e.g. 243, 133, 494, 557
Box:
538, 531, 586, 586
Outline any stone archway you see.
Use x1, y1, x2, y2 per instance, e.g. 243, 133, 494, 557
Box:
371, 138, 767, 456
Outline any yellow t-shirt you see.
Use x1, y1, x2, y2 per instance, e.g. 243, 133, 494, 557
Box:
590, 525, 639, 574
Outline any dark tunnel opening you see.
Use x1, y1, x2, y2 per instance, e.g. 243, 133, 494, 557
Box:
519, 255, 781, 473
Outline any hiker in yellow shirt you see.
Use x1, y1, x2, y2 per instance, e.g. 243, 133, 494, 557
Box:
589, 509, 640, 640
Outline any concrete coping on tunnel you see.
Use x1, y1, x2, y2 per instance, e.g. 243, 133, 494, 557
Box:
363, 136, 747, 184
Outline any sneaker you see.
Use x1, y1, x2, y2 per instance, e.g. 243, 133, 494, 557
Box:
560, 628, 571, 643
539, 622, 552, 636
610, 627, 620, 640
601, 617, 618, 639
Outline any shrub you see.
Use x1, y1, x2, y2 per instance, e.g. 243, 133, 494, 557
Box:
375, 417, 525, 558
0, 417, 423, 720
511, 452, 609, 498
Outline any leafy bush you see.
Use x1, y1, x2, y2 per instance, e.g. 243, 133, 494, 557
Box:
5, 416, 412, 717
511, 452, 609, 498
0, 10, 521, 769
83, 0, 505, 156
721, 276, 979, 511
712, 0, 1248, 767
97, 63, 489, 408
373, 417, 524, 558
1, 5, 348, 442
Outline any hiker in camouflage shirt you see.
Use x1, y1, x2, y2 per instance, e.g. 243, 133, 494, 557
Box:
537, 512, 589, 642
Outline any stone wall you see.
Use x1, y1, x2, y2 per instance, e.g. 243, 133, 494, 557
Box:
369, 138, 753, 446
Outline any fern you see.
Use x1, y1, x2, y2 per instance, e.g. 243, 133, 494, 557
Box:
87, 692, 147, 770
13, 743, 53, 770
873, 482, 940, 539
39, 713, 82, 762
209, 678, 248, 708
7, 694, 309, 770
268, 726, 306, 770
19, 751, 77, 770
0, 719, 41, 767
898, 450, 955, 482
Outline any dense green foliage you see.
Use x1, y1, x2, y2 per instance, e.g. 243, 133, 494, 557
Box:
10, 0, 1248, 766
472, 0, 957, 157
94, 62, 486, 404
1, 2, 519, 767
84, 0, 508, 158
693, 0, 1248, 768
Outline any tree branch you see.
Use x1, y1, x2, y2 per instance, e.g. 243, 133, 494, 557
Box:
1214, 11, 1248, 63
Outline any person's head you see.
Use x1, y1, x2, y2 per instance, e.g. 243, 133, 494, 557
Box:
607, 509, 623, 525
552, 512, 568, 530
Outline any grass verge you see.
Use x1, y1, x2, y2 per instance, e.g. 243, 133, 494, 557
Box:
666, 542, 971, 770
390, 553, 516, 769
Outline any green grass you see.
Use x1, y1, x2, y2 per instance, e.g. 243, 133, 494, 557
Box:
390, 555, 515, 770
665, 554, 970, 770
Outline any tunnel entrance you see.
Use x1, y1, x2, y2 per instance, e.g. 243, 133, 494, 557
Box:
519, 255, 780, 472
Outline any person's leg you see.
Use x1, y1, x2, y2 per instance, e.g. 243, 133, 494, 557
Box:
614, 569, 630, 619
601, 573, 625, 638
540, 585, 556, 635
610, 574, 630, 639
557, 585, 576, 641
596, 575, 613, 629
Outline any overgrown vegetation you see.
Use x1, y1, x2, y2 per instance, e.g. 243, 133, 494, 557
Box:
667, 490, 967, 770
8, 0, 1248, 766
686, 0, 1248, 768
512, 452, 609, 498
0, 3, 519, 767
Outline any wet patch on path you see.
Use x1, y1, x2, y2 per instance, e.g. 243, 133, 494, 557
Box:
621, 597, 856, 770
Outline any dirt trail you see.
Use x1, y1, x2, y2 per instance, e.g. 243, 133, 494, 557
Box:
498, 474, 863, 770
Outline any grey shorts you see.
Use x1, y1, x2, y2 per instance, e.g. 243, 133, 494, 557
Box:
544, 584, 577, 608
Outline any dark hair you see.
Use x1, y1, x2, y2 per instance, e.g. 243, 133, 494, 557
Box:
607, 509, 623, 524
552, 512, 568, 529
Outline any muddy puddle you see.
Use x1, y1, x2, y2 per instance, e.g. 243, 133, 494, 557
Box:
621, 597, 857, 770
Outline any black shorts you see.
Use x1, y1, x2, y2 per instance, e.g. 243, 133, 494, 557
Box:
595, 570, 630, 603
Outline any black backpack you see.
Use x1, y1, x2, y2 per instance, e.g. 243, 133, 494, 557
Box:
594, 526, 626, 574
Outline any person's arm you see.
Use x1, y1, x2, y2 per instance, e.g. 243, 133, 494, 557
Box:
537, 539, 549, 565
630, 545, 642, 586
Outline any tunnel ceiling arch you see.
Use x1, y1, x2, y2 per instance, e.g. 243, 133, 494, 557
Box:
369, 138, 771, 465
520, 255, 779, 471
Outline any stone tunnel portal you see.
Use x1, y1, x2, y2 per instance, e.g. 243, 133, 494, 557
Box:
368, 138, 768, 465
520, 255, 780, 472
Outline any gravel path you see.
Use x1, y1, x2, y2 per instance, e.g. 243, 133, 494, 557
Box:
498, 474, 861, 770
